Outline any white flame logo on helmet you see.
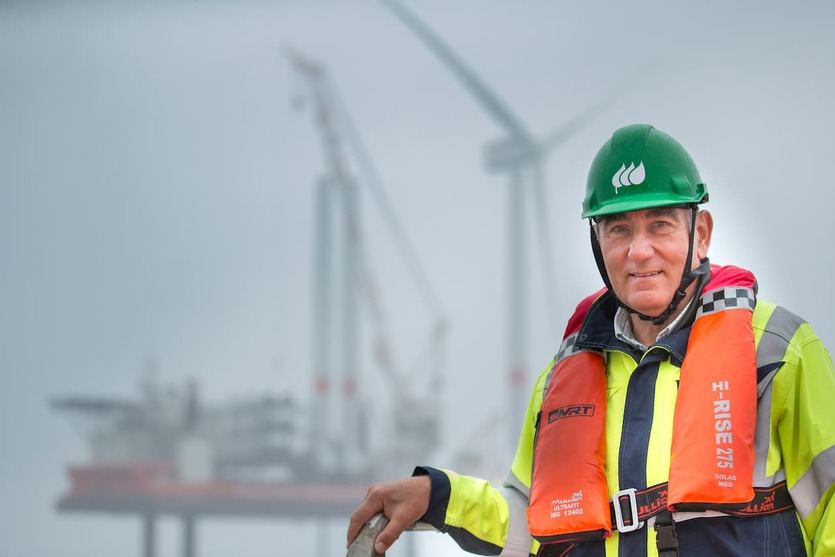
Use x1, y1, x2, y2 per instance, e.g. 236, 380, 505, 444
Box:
611, 161, 646, 194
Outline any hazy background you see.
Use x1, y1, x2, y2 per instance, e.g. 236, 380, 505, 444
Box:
2, 1, 834, 556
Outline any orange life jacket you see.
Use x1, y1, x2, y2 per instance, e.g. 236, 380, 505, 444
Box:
527, 265, 758, 543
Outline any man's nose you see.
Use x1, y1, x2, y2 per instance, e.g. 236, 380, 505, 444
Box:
627, 231, 654, 260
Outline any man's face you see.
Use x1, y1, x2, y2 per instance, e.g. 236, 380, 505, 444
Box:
595, 207, 711, 318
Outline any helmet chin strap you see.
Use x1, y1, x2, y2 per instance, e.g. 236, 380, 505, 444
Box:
590, 206, 710, 326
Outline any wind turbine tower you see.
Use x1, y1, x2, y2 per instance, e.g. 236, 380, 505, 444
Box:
383, 0, 606, 448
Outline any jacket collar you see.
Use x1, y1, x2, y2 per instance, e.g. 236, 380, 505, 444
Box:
576, 290, 694, 367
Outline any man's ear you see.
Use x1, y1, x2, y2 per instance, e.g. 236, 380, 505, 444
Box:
695, 210, 713, 260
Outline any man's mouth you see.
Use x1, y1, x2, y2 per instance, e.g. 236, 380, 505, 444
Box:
630, 271, 662, 278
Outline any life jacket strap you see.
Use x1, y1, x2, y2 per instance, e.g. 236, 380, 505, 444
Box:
608, 480, 794, 530
723, 481, 795, 517
609, 483, 669, 527
655, 509, 679, 557
537, 482, 793, 555
535, 542, 576, 557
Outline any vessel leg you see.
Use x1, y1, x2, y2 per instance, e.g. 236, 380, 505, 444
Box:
182, 514, 196, 557
316, 519, 327, 557
142, 513, 156, 557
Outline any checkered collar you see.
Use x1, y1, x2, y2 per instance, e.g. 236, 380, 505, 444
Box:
696, 286, 756, 317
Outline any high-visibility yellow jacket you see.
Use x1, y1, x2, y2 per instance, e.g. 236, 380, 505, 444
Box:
416, 293, 835, 556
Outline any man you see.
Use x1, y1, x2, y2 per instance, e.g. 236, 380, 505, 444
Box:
347, 124, 835, 556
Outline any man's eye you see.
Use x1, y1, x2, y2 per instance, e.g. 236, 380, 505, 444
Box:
608, 225, 629, 235
652, 221, 674, 231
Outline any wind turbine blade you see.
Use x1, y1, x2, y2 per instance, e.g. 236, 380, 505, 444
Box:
284, 45, 322, 77
538, 59, 663, 157
382, 0, 533, 144
529, 159, 560, 337
538, 95, 616, 157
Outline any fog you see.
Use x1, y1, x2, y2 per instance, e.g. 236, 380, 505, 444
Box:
2, 1, 833, 556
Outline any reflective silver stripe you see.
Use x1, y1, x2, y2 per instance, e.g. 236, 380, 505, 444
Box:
790, 444, 835, 518
753, 469, 787, 489
503, 470, 530, 499
498, 485, 532, 557
696, 286, 756, 318
543, 367, 555, 396
753, 379, 775, 486
756, 306, 805, 367
753, 306, 805, 487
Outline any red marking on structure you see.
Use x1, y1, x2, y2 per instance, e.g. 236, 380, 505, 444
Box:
314, 377, 329, 394
510, 368, 526, 386
343, 378, 356, 396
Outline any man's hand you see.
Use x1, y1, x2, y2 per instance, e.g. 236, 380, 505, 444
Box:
346, 475, 431, 554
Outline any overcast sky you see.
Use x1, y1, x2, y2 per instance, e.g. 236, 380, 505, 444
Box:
2, 1, 834, 556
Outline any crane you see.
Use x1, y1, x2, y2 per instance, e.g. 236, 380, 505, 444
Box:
288, 47, 448, 478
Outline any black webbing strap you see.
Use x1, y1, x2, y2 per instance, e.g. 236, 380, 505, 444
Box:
541, 482, 792, 556
608, 480, 793, 525
535, 542, 575, 557
723, 482, 795, 517
654, 509, 679, 557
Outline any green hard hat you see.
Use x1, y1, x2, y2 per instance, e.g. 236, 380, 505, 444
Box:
581, 124, 708, 219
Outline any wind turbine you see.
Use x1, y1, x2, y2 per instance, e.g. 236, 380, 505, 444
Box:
382, 0, 610, 445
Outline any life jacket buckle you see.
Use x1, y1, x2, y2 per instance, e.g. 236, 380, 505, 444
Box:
612, 488, 644, 533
